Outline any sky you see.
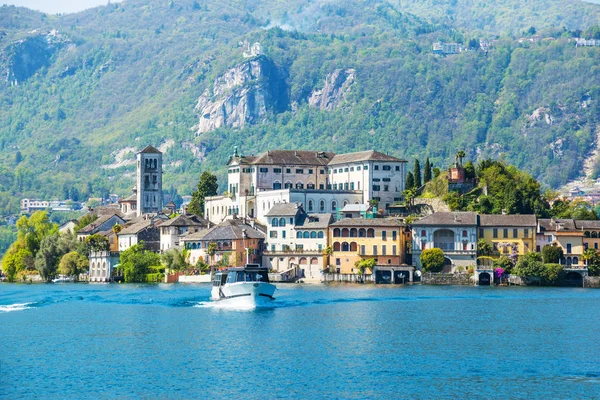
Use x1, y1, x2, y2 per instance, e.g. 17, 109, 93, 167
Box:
3, 0, 123, 14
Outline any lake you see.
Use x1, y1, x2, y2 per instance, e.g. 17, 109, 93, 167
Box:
1, 283, 600, 399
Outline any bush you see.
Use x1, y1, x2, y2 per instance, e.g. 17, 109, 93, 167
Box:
542, 245, 563, 264
145, 272, 164, 283
420, 248, 445, 272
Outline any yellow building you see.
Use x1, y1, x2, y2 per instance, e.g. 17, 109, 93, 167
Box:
576, 220, 600, 253
328, 218, 407, 274
537, 219, 584, 267
478, 214, 537, 256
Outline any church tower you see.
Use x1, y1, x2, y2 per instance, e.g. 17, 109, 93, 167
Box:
136, 145, 163, 216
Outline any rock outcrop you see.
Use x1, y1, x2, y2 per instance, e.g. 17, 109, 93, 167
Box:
1, 30, 69, 85
195, 55, 288, 134
308, 68, 355, 111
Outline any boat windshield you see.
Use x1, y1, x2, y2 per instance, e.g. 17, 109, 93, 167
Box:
226, 270, 269, 283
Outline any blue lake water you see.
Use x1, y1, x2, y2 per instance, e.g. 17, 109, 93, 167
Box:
1, 283, 600, 399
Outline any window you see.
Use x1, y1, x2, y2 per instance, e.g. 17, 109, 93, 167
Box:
344, 182, 349, 190
320, 169, 325, 175
320, 200, 325, 212
503, 229, 508, 239
308, 200, 314, 212
318, 244, 322, 251
382, 245, 387, 255
596, 243, 598, 250
384, 185, 389, 192
319, 184, 324, 189
567, 243, 572, 254
462, 230, 468, 237
357, 166, 361, 171
272, 219, 279, 227
336, 258, 341, 266
493, 228, 498, 239
350, 167, 354, 172
395, 166, 400, 171
296, 169, 304, 174
333, 184, 338, 190
513, 228, 518, 238
310, 231, 317, 239
308, 169, 313, 174
295, 182, 304, 189
479, 228, 484, 238
382, 231, 387, 240
383, 165, 391, 171
271, 245, 276, 252
259, 167, 268, 173
392, 245, 397, 255
585, 243, 589, 250
374, 165, 379, 170
290, 218, 294, 224
332, 201, 337, 211
297, 232, 302, 238
279, 218, 286, 226
392, 231, 397, 241
282, 231, 286, 239
274, 168, 282, 173
524, 228, 529, 237
350, 182, 354, 190
273, 182, 282, 190
364, 165, 368, 170
333, 169, 338, 173
373, 178, 381, 182
344, 168, 349, 172
318, 231, 324, 239
373, 185, 381, 191
373, 245, 378, 255
270, 231, 278, 238
382, 178, 391, 182
303, 232, 310, 239
421, 230, 426, 237
284, 182, 292, 189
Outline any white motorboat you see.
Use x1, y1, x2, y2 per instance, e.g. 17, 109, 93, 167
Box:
52, 275, 74, 283
211, 264, 276, 308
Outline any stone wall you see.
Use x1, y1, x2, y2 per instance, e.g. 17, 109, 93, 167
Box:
421, 272, 473, 285
584, 276, 600, 288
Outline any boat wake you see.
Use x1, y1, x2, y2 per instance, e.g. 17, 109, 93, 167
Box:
193, 301, 274, 311
0, 302, 35, 313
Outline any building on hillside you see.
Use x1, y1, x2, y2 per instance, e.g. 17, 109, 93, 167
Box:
433, 42, 461, 54
478, 214, 537, 257
327, 150, 407, 210
181, 220, 264, 267
537, 219, 585, 267
119, 188, 138, 216
261, 203, 332, 281
118, 217, 164, 252
328, 218, 407, 274
577, 220, 600, 252
412, 212, 478, 272
20, 199, 82, 213
136, 145, 163, 217
575, 38, 600, 47
160, 213, 208, 252
77, 213, 126, 243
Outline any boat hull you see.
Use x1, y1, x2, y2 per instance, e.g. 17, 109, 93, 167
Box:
211, 282, 276, 309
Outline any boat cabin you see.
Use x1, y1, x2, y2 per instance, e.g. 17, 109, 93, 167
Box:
212, 265, 270, 287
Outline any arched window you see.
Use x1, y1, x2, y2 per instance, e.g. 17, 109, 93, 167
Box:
310, 231, 317, 239
297, 232, 302, 239
342, 228, 349, 237
342, 242, 349, 252
299, 257, 308, 265
320, 200, 325, 212
318, 231, 324, 239
332, 201, 337, 211
310, 258, 318, 265
593, 232, 598, 238
296, 182, 304, 189
192, 243, 197, 250
272, 219, 279, 227
273, 181, 282, 190
279, 218, 286, 226
573, 257, 579, 265
350, 228, 357, 237
308, 200, 314, 212
359, 229, 366, 237
343, 200, 349, 207
303, 232, 310, 239
285, 181, 292, 189
567, 257, 572, 265
350, 242, 358, 252
367, 228, 375, 238
333, 242, 341, 251
585, 231, 591, 238
421, 230, 427, 237
462, 230, 468, 237
333, 228, 341, 237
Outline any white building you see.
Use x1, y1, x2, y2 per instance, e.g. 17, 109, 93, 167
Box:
412, 212, 478, 272
159, 214, 208, 252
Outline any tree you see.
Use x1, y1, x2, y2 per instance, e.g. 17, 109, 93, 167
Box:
188, 171, 218, 216
119, 242, 161, 283
323, 246, 333, 271
16, 211, 57, 255
583, 249, 600, 276
420, 248, 445, 272
468, 38, 480, 50
456, 150, 466, 166
112, 224, 122, 234
58, 251, 89, 279
477, 239, 493, 256
354, 258, 376, 275
75, 213, 97, 233
34, 233, 61, 281
207, 242, 218, 266
85, 234, 109, 253
464, 161, 475, 179
493, 255, 514, 275
161, 248, 188, 271
433, 167, 441, 178
195, 259, 210, 273
513, 252, 546, 283
414, 159, 422, 189
15, 151, 22, 165
542, 245, 563, 264
406, 171, 415, 190
423, 157, 432, 184
2, 241, 34, 281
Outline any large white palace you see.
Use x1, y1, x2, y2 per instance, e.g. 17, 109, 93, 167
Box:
204, 148, 408, 225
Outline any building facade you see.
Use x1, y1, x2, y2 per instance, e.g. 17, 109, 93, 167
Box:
136, 145, 163, 216
478, 214, 537, 256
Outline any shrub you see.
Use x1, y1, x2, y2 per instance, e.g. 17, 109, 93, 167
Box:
421, 248, 445, 272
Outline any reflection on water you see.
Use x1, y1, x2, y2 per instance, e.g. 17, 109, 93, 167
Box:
1, 283, 600, 399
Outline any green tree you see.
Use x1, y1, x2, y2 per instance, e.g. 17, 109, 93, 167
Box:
433, 167, 441, 179
423, 157, 432, 184
414, 159, 422, 189
582, 249, 600, 276
513, 252, 546, 283
542, 245, 563, 264
406, 171, 415, 190
34, 233, 61, 281
161, 247, 188, 271
493, 255, 514, 275
188, 171, 218, 216
85, 234, 109, 253
420, 248, 445, 272
16, 211, 58, 255
195, 259, 210, 273
207, 242, 218, 267
119, 242, 161, 283
477, 238, 493, 256
74, 213, 98, 233
2, 241, 34, 281
456, 150, 466, 166
354, 258, 376, 275
58, 251, 89, 279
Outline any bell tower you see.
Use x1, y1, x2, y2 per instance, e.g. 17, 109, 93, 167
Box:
136, 145, 163, 216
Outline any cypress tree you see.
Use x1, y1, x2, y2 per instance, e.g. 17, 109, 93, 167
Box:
414, 159, 422, 189
424, 157, 432, 183
406, 171, 415, 190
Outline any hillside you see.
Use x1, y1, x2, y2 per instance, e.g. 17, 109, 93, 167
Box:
0, 0, 599, 215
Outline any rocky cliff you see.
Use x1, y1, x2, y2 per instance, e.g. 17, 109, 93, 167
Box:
195, 55, 288, 134
308, 68, 355, 111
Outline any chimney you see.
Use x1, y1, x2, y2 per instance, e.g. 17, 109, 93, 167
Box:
182, 205, 188, 216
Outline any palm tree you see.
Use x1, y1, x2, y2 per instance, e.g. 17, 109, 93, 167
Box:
323, 246, 333, 272
207, 242, 218, 268
456, 150, 466, 167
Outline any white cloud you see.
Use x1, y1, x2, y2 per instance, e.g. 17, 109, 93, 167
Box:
3, 0, 123, 14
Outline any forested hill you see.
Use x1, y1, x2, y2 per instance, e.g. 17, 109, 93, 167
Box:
0, 0, 600, 214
